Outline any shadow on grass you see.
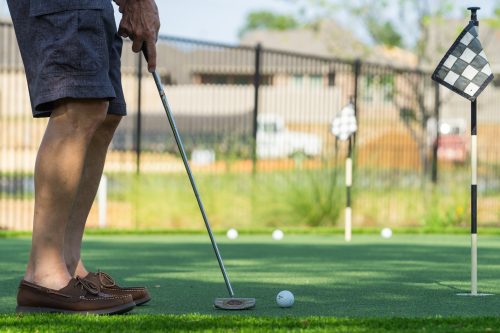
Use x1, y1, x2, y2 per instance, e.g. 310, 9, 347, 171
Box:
1, 235, 500, 317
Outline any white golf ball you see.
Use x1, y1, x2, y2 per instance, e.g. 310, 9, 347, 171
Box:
226, 228, 238, 240
381, 227, 392, 239
276, 290, 294, 308
272, 229, 284, 241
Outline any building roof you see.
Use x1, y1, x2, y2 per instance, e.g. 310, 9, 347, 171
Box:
240, 20, 370, 59
239, 19, 419, 68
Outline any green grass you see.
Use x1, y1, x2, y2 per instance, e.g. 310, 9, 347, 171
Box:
113, 169, 343, 229
3, 169, 500, 229
4, 226, 500, 239
1, 234, 500, 331
2, 314, 500, 332
104, 170, 500, 229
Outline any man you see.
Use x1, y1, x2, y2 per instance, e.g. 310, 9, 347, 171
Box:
7, 0, 160, 314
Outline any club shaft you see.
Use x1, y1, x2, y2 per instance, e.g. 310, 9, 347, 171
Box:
151, 71, 235, 297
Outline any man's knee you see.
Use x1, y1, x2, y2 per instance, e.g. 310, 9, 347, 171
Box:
51, 99, 110, 135
96, 115, 122, 144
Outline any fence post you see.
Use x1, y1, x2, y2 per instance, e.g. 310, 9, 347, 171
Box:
136, 53, 143, 175
431, 82, 440, 183
252, 43, 262, 174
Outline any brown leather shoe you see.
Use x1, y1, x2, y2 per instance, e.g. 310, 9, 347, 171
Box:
16, 277, 136, 314
84, 271, 151, 306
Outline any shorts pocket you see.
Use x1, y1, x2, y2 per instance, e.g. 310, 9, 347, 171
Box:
32, 7, 107, 77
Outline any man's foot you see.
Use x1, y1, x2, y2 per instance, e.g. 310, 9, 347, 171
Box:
16, 277, 136, 314
84, 271, 151, 306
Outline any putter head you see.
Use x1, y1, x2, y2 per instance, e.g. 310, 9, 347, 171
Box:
214, 298, 256, 310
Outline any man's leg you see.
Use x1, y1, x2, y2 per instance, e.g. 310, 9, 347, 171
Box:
64, 114, 122, 277
24, 100, 108, 290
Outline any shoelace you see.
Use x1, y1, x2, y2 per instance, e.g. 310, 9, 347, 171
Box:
97, 270, 117, 288
75, 276, 100, 295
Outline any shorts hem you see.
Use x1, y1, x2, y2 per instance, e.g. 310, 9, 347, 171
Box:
33, 85, 126, 118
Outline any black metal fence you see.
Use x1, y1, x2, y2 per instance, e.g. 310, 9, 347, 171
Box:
1, 21, 500, 230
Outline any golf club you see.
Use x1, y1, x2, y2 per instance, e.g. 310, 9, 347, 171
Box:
146, 54, 255, 310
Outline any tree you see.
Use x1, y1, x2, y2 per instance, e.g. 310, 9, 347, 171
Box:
484, 5, 500, 29
238, 11, 300, 38
280, 0, 455, 58
278, 0, 459, 180
365, 18, 403, 47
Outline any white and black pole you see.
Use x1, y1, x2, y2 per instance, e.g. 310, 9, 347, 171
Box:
431, 5, 494, 296
457, 7, 492, 297
331, 98, 357, 242
468, 6, 481, 297
470, 97, 478, 295
345, 135, 353, 242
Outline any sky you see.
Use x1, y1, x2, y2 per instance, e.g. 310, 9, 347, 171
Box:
0, 0, 497, 46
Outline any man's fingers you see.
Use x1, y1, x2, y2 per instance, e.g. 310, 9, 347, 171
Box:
132, 39, 143, 53
118, 0, 160, 69
145, 41, 157, 72
117, 24, 129, 38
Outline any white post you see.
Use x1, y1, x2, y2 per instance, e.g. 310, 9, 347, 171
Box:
98, 175, 108, 228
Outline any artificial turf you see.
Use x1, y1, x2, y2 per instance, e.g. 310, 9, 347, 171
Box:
1, 234, 500, 332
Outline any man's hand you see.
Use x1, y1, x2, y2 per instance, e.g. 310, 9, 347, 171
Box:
116, 0, 160, 72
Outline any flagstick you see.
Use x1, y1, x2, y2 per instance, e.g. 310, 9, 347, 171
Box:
458, 97, 492, 296
470, 99, 478, 295
345, 136, 353, 242
456, 6, 493, 297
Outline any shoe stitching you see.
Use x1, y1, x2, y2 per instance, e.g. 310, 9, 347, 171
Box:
20, 279, 100, 298
80, 295, 133, 301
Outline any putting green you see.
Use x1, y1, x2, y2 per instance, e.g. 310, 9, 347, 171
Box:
1, 234, 500, 317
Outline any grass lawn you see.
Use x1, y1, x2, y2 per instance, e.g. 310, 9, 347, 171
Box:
1, 234, 500, 332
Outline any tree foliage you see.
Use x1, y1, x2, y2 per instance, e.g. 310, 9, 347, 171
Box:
278, 0, 457, 53
365, 18, 403, 47
239, 11, 300, 37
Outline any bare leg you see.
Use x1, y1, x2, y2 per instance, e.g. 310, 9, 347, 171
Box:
25, 100, 108, 290
65, 115, 122, 278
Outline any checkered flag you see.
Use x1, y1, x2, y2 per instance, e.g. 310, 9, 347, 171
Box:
331, 102, 357, 141
432, 22, 493, 101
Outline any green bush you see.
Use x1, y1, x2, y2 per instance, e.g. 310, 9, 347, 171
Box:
253, 169, 343, 227
422, 186, 469, 229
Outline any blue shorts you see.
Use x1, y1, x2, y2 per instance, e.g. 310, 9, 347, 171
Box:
7, 0, 126, 117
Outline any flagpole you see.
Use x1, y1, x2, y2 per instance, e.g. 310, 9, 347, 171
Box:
345, 136, 352, 242
332, 98, 357, 242
345, 96, 355, 242
456, 6, 492, 297
470, 98, 478, 295
430, 5, 494, 297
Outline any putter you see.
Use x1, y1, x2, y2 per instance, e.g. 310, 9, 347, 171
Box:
146, 54, 255, 310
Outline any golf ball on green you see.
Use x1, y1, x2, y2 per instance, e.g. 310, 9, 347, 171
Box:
226, 228, 238, 240
381, 227, 392, 238
272, 229, 284, 240
276, 290, 294, 307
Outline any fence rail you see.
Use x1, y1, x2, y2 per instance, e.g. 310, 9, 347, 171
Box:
1, 22, 500, 230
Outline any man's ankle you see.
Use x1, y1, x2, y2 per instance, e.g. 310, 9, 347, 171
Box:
25, 270, 72, 291
68, 259, 89, 278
